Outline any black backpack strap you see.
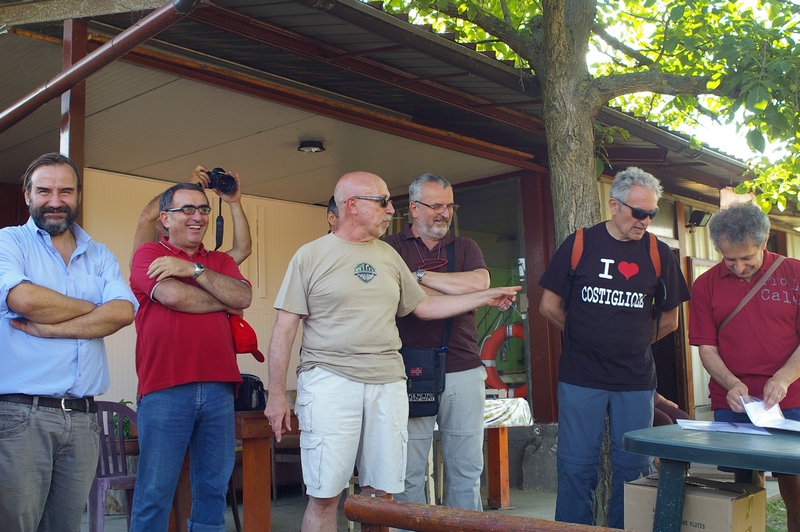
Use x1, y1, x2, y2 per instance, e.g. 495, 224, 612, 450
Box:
440, 241, 456, 349
562, 228, 584, 311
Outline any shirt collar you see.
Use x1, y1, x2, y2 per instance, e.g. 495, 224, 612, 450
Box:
25, 216, 90, 251
158, 236, 208, 259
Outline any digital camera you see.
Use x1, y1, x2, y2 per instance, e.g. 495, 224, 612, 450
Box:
207, 167, 237, 195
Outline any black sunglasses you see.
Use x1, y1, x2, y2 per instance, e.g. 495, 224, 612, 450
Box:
617, 199, 658, 220
165, 204, 212, 215
351, 195, 392, 208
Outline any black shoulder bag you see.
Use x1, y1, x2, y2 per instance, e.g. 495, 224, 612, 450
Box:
400, 241, 455, 418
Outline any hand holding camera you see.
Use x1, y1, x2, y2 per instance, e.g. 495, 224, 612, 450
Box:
207, 167, 238, 195
189, 165, 240, 199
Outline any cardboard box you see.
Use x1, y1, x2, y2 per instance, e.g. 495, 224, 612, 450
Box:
624, 475, 765, 532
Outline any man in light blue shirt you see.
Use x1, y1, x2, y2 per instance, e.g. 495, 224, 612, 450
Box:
0, 153, 137, 532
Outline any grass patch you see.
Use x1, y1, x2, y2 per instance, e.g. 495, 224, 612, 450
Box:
767, 497, 786, 532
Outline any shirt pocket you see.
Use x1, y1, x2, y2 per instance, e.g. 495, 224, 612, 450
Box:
67, 272, 106, 305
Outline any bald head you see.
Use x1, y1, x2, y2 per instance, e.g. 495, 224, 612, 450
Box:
331, 171, 394, 242
333, 171, 384, 206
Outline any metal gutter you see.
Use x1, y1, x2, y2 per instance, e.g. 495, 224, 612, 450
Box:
597, 107, 751, 178
0, 0, 202, 135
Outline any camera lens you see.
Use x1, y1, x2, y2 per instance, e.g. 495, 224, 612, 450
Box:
208, 168, 237, 195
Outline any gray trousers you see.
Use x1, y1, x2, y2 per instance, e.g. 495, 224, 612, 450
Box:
0, 400, 100, 532
395, 365, 487, 512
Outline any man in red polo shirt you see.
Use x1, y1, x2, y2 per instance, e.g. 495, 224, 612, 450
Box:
129, 182, 252, 532
690, 201, 800, 532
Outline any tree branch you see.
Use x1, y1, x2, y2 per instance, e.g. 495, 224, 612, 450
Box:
499, 0, 514, 27
590, 70, 720, 108
592, 22, 654, 67
417, 0, 543, 67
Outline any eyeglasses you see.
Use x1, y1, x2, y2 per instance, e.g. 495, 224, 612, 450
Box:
351, 196, 392, 208
616, 199, 658, 220
415, 200, 459, 214
165, 204, 212, 215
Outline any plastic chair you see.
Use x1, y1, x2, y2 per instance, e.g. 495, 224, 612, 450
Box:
87, 401, 138, 532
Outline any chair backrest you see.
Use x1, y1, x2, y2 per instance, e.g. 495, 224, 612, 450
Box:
94, 400, 138, 478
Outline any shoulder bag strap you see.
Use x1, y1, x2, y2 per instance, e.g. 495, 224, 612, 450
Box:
718, 256, 785, 332
440, 241, 456, 349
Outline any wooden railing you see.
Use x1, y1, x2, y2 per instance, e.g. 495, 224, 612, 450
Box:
345, 489, 626, 532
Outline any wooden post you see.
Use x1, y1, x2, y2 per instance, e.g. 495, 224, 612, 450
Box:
357, 488, 391, 532
344, 492, 620, 531
487, 426, 510, 509
60, 18, 86, 226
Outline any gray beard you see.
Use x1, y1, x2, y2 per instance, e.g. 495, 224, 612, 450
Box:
417, 221, 449, 240
32, 207, 78, 236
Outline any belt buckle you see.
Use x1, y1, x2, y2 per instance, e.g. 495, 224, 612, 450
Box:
60, 398, 88, 412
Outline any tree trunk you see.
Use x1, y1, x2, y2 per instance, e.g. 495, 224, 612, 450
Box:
540, 0, 602, 246
542, 99, 602, 245
538, 1, 609, 523
593, 417, 611, 527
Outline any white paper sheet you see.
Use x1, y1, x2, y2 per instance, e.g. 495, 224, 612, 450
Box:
742, 397, 800, 432
676, 418, 771, 435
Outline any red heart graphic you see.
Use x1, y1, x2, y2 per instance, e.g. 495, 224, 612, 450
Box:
618, 262, 639, 280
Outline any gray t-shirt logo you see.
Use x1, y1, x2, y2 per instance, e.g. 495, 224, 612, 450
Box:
354, 263, 377, 283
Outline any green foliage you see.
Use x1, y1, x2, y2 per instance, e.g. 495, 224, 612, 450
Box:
737, 152, 800, 213
113, 399, 136, 440
767, 496, 787, 532
594, 123, 631, 176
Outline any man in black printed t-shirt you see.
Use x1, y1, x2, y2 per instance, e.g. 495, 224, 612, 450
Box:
539, 167, 690, 529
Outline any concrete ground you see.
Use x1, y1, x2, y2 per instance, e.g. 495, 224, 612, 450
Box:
82, 470, 780, 532
82, 485, 556, 532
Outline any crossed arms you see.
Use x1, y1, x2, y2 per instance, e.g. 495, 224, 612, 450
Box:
8, 283, 134, 339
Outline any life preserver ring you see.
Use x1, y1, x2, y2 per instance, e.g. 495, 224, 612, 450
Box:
480, 323, 527, 398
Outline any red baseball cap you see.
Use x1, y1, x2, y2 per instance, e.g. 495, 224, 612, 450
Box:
230, 315, 265, 363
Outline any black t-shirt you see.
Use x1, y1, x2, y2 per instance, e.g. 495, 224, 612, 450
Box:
539, 223, 690, 390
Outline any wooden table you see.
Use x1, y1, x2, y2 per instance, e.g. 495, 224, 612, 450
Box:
169, 410, 299, 532
484, 398, 533, 509
623, 424, 800, 532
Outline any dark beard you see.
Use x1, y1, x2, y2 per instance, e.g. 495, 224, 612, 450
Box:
31, 204, 79, 236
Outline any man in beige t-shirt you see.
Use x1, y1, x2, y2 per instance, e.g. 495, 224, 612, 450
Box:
265, 171, 519, 532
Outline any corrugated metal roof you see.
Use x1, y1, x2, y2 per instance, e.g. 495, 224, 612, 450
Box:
0, 0, 763, 214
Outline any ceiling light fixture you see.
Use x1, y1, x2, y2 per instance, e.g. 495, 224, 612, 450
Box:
298, 140, 325, 154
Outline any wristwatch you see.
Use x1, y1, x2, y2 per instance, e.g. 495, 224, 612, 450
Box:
191, 262, 206, 280
415, 269, 426, 283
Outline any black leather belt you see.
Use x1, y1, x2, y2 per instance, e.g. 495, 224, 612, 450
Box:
0, 394, 97, 413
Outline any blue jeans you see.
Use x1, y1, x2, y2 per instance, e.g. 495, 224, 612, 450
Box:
130, 382, 235, 532
555, 382, 654, 529
0, 399, 100, 532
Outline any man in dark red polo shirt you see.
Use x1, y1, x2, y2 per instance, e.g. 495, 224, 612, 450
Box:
690, 201, 800, 532
385, 173, 490, 513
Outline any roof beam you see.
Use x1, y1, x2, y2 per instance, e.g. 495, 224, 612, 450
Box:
188, 4, 546, 134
